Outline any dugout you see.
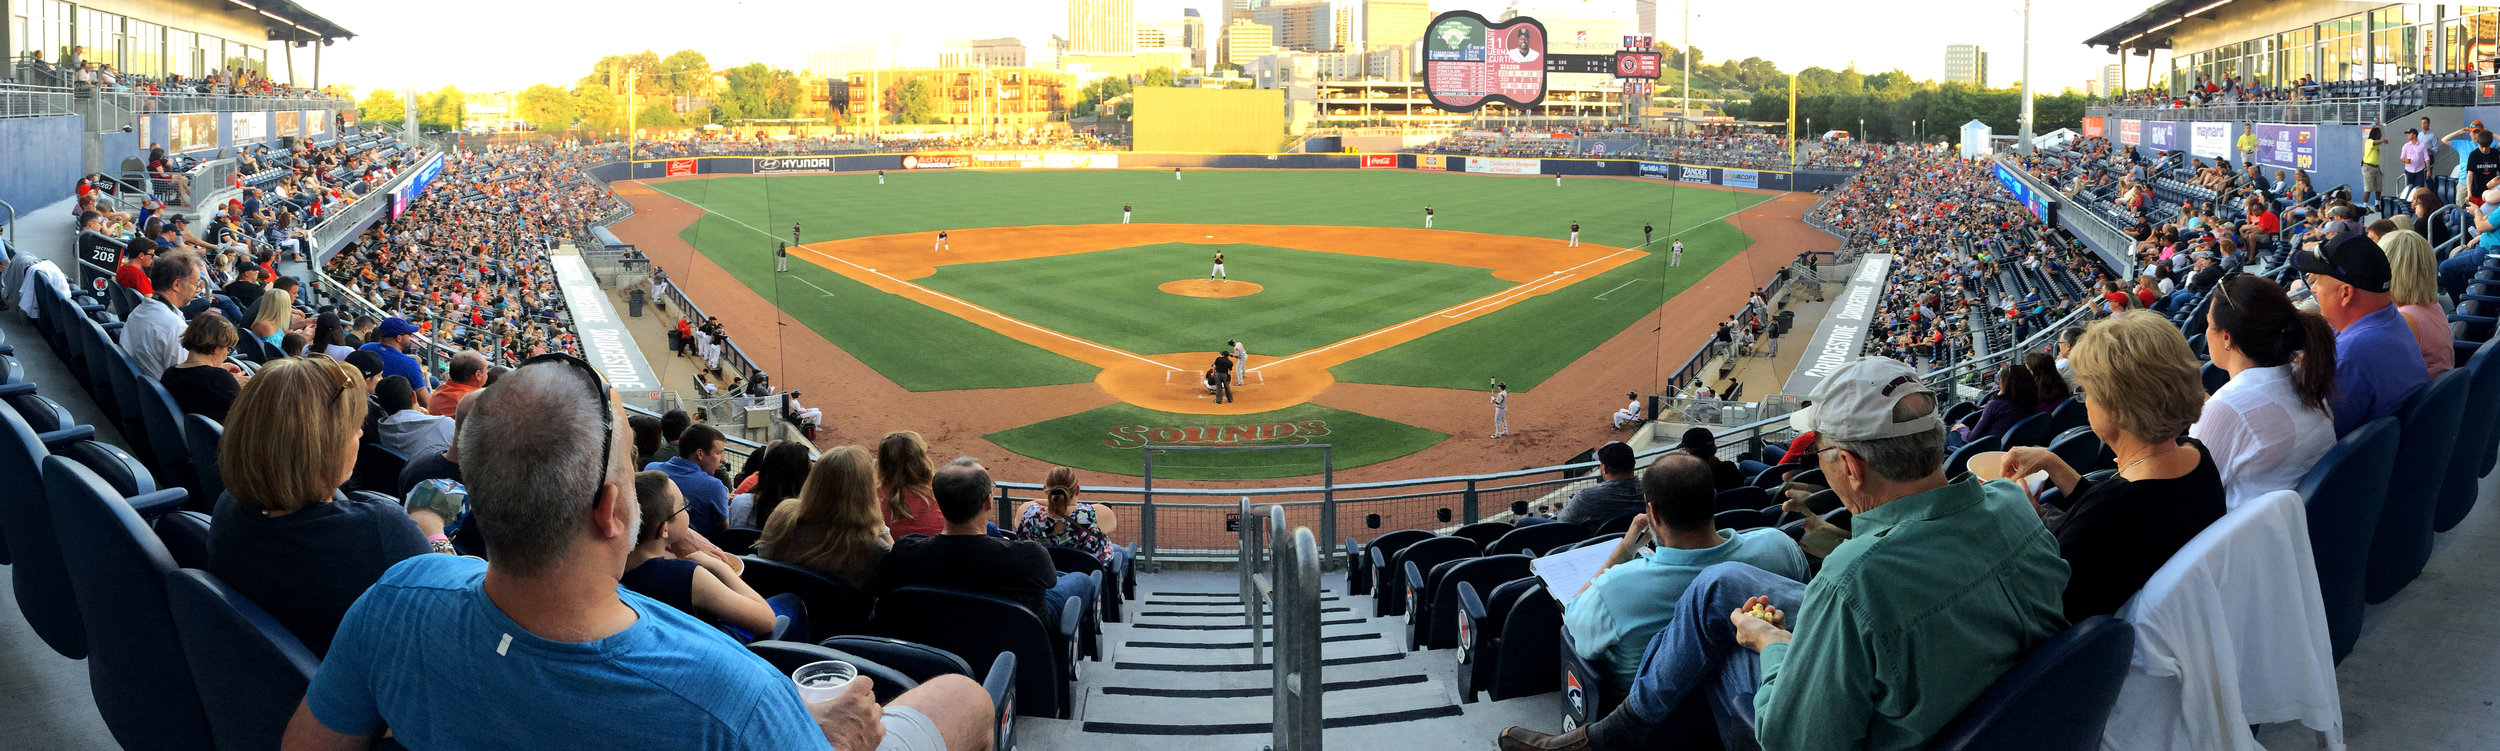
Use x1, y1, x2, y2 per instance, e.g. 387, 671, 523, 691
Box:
1132, 88, 1285, 154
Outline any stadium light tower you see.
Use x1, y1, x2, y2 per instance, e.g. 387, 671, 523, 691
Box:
2017, 0, 2034, 153
1680, 0, 1691, 128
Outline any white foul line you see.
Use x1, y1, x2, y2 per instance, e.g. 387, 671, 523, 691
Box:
1591, 278, 1644, 300
676, 198, 1180, 372
1256, 248, 1642, 372
792, 277, 837, 297
1441, 273, 1575, 318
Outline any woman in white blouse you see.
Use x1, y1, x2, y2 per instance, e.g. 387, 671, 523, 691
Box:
2190, 274, 2340, 509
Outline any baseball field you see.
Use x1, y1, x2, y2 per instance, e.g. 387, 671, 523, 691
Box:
620, 168, 1782, 479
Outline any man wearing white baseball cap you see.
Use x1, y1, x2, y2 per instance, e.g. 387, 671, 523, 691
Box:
1500, 356, 2070, 751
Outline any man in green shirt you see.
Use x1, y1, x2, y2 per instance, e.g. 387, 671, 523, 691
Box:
1501, 357, 2070, 751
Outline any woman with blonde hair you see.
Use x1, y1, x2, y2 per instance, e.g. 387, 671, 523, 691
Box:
1016, 467, 1133, 578
756, 445, 889, 589
248, 286, 293, 347
1998, 312, 2227, 621
876, 430, 944, 539
2377, 229, 2455, 377
208, 356, 446, 657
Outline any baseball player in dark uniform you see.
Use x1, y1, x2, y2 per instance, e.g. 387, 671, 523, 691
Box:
1211, 250, 1226, 282
935, 230, 949, 251
1211, 352, 1235, 403
775, 242, 788, 272
792, 222, 801, 246
1568, 221, 1580, 247
1643, 223, 1654, 246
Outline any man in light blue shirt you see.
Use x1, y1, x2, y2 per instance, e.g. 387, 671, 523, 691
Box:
645, 423, 732, 537
1565, 454, 1808, 694
284, 359, 992, 750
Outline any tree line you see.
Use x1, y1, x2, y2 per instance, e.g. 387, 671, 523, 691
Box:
354, 49, 814, 133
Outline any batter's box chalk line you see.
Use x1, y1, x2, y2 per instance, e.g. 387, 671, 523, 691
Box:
1164, 370, 1267, 386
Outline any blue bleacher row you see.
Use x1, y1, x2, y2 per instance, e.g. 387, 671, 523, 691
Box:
1345, 302, 2500, 746
0, 240, 1156, 748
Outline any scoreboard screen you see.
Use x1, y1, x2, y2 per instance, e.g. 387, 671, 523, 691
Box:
1614, 51, 1662, 79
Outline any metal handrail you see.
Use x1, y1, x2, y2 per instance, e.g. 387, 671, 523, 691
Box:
1238, 501, 1323, 750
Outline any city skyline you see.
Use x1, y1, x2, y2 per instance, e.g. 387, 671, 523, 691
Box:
309, 1, 2148, 94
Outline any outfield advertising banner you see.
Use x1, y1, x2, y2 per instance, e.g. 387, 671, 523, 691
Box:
665, 159, 697, 176
1723, 169, 1759, 189
2083, 117, 2105, 139
902, 154, 974, 170
1042, 153, 1118, 169
2253, 124, 2316, 172
2142, 121, 2179, 151
2188, 121, 2230, 158
1783, 253, 1894, 396
1418, 154, 1449, 170
755, 156, 836, 174
2119, 119, 2141, 146
1465, 157, 1540, 175
1360, 154, 1397, 168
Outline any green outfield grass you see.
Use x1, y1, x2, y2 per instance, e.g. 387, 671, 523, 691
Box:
915, 243, 1514, 356
983, 402, 1445, 479
650, 170, 1770, 392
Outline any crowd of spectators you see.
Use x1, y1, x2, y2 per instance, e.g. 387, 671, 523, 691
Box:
624, 128, 1125, 159
320, 145, 617, 368
1412, 126, 1883, 172
17, 46, 339, 100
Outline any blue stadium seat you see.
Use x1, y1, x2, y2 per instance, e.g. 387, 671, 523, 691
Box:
2047, 426, 2112, 474
1924, 615, 2136, 751
1713, 508, 1775, 531
1451, 521, 1514, 550
2201, 362, 2230, 394
166, 568, 318, 751
134, 374, 197, 507
1351, 529, 1432, 600
1946, 435, 2003, 479
45, 455, 212, 750
1387, 536, 1480, 620
869, 586, 1075, 719
2295, 415, 2399, 663
1420, 554, 1532, 650
2435, 343, 2500, 531
1488, 520, 1589, 557
737, 556, 870, 642
1712, 486, 1772, 514
2368, 369, 2470, 604
2046, 397, 2088, 435
747, 640, 924, 703
1750, 462, 1804, 488
2002, 413, 2055, 448
181, 415, 224, 509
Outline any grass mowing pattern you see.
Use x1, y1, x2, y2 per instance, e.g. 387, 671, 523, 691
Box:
983, 402, 1445, 479
916, 243, 1514, 356
651, 170, 1770, 392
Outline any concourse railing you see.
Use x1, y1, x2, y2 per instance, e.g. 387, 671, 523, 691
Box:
1238, 500, 1324, 750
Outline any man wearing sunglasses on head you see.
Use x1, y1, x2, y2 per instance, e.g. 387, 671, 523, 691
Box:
2292, 233, 2430, 437
284, 355, 998, 751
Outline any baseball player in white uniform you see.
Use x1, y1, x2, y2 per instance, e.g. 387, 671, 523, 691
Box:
1123, 203, 1132, 223
1230, 339, 1248, 385
877, 170, 886, 185
1671, 239, 1684, 266
775, 242, 788, 272
1490, 381, 1509, 438
1555, 174, 1562, 187
1611, 391, 1643, 429
935, 231, 950, 251
1175, 167, 1184, 181
1425, 206, 1434, 228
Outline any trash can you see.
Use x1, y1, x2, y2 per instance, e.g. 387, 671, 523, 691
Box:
627, 289, 645, 317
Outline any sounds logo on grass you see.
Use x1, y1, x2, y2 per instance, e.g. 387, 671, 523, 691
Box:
1103, 420, 1334, 449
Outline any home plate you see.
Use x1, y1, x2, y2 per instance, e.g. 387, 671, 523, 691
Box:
1204, 235, 1213, 238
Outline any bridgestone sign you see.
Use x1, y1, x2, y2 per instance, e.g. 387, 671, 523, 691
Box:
755, 157, 836, 174
1782, 254, 1893, 396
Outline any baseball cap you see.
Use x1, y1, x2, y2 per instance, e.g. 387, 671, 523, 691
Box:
375, 317, 420, 337
2292, 233, 2395, 293
1788, 356, 1945, 442
1595, 441, 1634, 472
343, 350, 385, 378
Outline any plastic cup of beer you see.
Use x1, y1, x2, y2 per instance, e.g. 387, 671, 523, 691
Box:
793, 660, 857, 704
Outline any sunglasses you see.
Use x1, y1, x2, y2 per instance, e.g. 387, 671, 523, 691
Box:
289, 352, 356, 402
519, 352, 617, 510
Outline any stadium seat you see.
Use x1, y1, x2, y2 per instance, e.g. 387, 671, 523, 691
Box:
1419, 554, 1532, 650
1557, 628, 1619, 732
134, 375, 197, 507
2200, 362, 2230, 394
710, 526, 762, 558
2368, 369, 2469, 604
1385, 536, 1480, 620
1713, 508, 1775, 531
1944, 401, 1981, 426
1924, 615, 2136, 751
737, 556, 870, 642
1451, 521, 1514, 549
166, 568, 318, 751
1945, 435, 2003, 479
1454, 577, 1543, 701
1750, 462, 1803, 488
2294, 415, 2398, 663
1712, 486, 1772, 514
1353, 529, 1432, 601
2434, 343, 2500, 531
2002, 413, 2054, 448
45, 455, 212, 750
747, 640, 922, 703
1593, 512, 1640, 535
1044, 545, 1121, 623
181, 415, 224, 509
2047, 426, 2112, 474
1557, 532, 1624, 553
1487, 520, 1588, 557
349, 443, 408, 498
868, 585, 1075, 719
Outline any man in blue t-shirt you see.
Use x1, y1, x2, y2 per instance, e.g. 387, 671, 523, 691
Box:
358, 316, 435, 393
1565, 454, 1809, 693
2293, 233, 2431, 436
645, 423, 732, 538
285, 360, 993, 750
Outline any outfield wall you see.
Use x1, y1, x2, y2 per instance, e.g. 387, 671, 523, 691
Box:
592, 151, 1858, 192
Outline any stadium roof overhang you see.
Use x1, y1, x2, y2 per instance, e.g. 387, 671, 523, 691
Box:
223, 0, 356, 43
2082, 0, 2240, 54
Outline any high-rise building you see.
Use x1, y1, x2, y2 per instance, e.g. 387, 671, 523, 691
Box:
1362, 0, 1429, 52
2100, 63, 2124, 97
1635, 0, 1658, 38
803, 45, 888, 79
937, 38, 1027, 68
1335, 5, 1359, 52
1945, 44, 1987, 87
1221, 0, 1258, 26
1069, 0, 1138, 56
1182, 9, 1208, 68
1255, 0, 1335, 53
1224, 19, 1276, 67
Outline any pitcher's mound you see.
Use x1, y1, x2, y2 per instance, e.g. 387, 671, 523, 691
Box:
1159, 279, 1262, 298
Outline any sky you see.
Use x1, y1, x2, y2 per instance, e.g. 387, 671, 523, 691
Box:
309, 1, 2153, 95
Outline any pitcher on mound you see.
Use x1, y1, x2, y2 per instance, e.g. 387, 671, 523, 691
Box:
1211, 250, 1227, 282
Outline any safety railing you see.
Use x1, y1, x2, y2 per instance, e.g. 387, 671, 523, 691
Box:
105, 90, 352, 115
0, 83, 76, 118
2084, 100, 2389, 127
1238, 501, 1323, 750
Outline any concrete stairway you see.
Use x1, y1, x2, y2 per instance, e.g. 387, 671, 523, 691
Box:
1016, 571, 1549, 749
